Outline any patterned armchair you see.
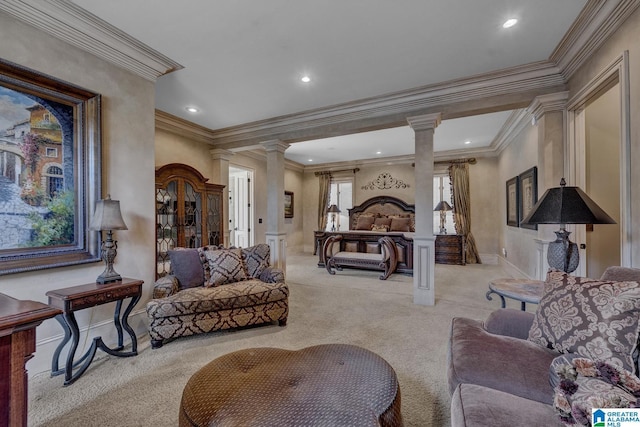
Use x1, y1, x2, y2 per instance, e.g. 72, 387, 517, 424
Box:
146, 244, 288, 348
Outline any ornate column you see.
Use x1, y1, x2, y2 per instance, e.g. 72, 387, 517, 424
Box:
407, 113, 441, 306
260, 140, 290, 271
210, 149, 234, 247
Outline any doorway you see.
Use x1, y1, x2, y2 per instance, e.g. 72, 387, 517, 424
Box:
568, 52, 631, 277
229, 166, 254, 247
583, 83, 621, 279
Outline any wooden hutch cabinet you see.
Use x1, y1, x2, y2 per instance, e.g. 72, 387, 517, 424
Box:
155, 163, 224, 277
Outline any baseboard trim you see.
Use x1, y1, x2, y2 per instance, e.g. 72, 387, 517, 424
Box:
497, 256, 532, 279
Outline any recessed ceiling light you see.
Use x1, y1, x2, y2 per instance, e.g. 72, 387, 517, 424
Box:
376, 151, 382, 155
503, 18, 517, 28
301, 75, 311, 83
186, 107, 199, 113
464, 140, 471, 145
308, 159, 313, 162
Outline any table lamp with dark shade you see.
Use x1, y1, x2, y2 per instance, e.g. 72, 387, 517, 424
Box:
89, 195, 128, 284
434, 200, 452, 234
521, 178, 615, 273
327, 204, 341, 231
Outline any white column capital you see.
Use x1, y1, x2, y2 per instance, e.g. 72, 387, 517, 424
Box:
407, 113, 442, 131
260, 140, 290, 153
209, 148, 234, 161
528, 91, 569, 123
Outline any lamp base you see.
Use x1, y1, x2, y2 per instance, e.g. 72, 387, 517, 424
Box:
96, 271, 122, 284
547, 230, 579, 273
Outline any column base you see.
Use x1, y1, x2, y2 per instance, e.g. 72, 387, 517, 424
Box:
413, 235, 436, 306
265, 232, 287, 273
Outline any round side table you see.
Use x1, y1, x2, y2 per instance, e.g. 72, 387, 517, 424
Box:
486, 278, 545, 311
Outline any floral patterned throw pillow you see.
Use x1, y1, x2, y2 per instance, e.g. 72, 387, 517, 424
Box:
528, 269, 640, 373
550, 354, 640, 426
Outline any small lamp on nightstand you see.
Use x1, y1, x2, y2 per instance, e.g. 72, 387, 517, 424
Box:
89, 195, 128, 284
434, 200, 452, 234
327, 204, 341, 231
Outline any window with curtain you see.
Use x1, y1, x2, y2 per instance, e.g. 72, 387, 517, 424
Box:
325, 179, 353, 231
433, 174, 455, 234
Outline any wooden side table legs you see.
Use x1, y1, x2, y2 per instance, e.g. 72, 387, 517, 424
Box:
51, 294, 140, 386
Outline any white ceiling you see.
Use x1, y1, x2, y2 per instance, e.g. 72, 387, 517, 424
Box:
72, 0, 588, 164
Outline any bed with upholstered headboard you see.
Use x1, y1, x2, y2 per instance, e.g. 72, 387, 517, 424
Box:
315, 196, 415, 274
348, 196, 415, 233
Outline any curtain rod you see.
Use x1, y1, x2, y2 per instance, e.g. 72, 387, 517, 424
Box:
314, 168, 360, 176
411, 158, 477, 167
436, 158, 477, 165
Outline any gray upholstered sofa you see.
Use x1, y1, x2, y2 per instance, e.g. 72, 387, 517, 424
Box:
146, 243, 288, 348
447, 267, 640, 427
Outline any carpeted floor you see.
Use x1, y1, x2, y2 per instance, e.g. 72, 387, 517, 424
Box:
28, 253, 515, 426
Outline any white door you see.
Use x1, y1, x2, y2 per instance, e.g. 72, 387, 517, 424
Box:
229, 167, 253, 247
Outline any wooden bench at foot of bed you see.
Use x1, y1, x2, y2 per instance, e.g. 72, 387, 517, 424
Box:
323, 235, 398, 280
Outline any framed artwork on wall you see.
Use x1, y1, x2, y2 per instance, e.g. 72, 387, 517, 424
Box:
284, 191, 294, 218
0, 58, 102, 275
506, 176, 519, 227
519, 166, 538, 230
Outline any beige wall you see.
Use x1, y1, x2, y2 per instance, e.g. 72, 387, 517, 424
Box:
469, 157, 500, 257
0, 12, 156, 374
498, 122, 540, 277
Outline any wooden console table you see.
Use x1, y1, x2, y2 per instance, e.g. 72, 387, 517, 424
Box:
0, 293, 60, 427
46, 278, 143, 386
435, 234, 466, 265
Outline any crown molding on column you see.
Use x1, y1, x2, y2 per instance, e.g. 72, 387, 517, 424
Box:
407, 113, 442, 131
260, 140, 290, 154
527, 92, 570, 123
551, 0, 640, 80
0, 0, 183, 81
209, 148, 234, 162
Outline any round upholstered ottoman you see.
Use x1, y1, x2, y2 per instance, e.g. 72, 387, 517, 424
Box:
179, 344, 403, 426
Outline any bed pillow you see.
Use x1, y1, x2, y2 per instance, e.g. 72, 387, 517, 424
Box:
168, 248, 204, 289
355, 215, 376, 230
371, 224, 389, 232
528, 269, 640, 373
203, 248, 247, 287
390, 217, 411, 232
374, 217, 392, 227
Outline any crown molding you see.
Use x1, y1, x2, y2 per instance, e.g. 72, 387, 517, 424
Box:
210, 61, 564, 148
551, 0, 640, 80
155, 110, 216, 144
0, 0, 183, 81
490, 109, 532, 156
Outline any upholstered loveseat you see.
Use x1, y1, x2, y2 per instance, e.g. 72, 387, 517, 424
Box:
146, 243, 288, 348
447, 267, 640, 427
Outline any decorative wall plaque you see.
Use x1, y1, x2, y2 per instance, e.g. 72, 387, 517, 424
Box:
361, 172, 410, 190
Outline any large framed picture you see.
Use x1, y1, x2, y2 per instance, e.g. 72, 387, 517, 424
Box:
519, 166, 538, 230
284, 191, 294, 218
506, 176, 519, 227
0, 58, 101, 275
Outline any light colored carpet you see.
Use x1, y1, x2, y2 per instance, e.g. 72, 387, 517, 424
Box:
28, 253, 515, 427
